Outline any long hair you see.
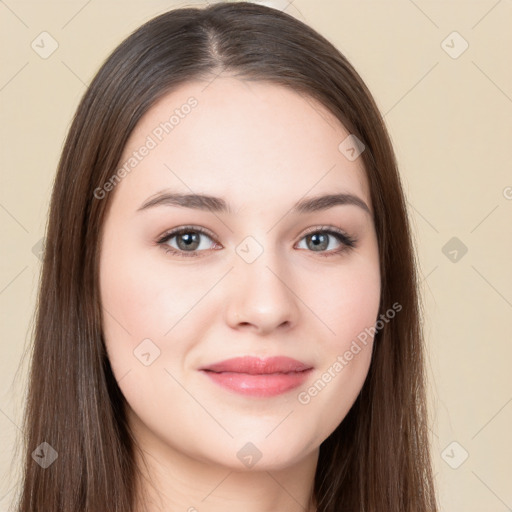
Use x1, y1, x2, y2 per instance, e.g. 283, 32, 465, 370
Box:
14, 2, 438, 511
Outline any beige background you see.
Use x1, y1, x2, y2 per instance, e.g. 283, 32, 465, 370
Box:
1, 1, 511, 510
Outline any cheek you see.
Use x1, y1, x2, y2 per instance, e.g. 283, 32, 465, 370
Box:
99, 237, 224, 386
99, 246, 205, 416
100, 245, 204, 338
294, 254, 380, 425
99, 239, 167, 367
308, 255, 381, 346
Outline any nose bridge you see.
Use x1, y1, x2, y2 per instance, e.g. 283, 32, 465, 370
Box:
226, 235, 299, 332
235, 237, 290, 301
239, 248, 285, 295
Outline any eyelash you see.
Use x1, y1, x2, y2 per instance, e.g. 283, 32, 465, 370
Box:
156, 225, 357, 259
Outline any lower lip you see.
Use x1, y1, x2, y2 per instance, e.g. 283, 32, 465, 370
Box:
201, 369, 313, 397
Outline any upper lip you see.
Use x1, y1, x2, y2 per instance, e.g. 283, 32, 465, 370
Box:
199, 356, 313, 375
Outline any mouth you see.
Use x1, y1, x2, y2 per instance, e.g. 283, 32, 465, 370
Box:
199, 356, 313, 397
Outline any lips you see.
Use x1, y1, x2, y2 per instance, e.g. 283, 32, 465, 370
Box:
200, 356, 312, 374
199, 356, 313, 397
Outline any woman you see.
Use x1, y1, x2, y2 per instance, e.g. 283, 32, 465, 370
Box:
15, 2, 438, 511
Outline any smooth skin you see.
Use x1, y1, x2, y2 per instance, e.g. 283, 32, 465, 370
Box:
99, 76, 381, 512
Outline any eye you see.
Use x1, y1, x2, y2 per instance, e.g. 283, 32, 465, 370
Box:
295, 226, 357, 257
156, 226, 220, 258
156, 225, 357, 258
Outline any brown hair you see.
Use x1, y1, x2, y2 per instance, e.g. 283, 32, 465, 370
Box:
14, 2, 438, 511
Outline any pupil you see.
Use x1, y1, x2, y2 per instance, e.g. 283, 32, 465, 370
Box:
179, 232, 199, 250
310, 233, 327, 251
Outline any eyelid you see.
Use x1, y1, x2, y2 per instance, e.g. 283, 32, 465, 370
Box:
300, 224, 355, 244
156, 224, 218, 245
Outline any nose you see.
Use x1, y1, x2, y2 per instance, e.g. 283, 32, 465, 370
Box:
224, 249, 300, 335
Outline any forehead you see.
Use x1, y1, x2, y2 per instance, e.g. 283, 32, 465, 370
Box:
113, 77, 371, 212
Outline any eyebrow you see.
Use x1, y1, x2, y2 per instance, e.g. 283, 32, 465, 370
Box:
137, 191, 371, 216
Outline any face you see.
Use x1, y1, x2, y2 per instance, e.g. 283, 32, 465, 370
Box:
99, 76, 381, 472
